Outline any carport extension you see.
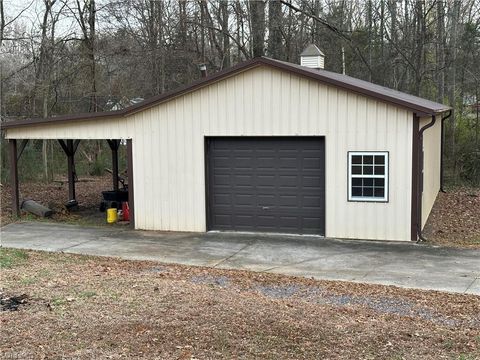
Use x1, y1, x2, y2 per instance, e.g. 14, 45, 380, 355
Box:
8, 138, 131, 224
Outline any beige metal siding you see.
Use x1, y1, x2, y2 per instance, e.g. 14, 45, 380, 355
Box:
420, 115, 441, 228
5, 66, 414, 241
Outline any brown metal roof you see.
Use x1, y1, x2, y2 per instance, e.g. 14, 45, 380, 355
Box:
263, 58, 451, 115
1, 57, 450, 130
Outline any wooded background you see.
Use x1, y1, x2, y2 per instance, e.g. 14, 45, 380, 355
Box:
1, 0, 479, 186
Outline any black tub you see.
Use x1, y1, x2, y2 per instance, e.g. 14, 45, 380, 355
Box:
102, 189, 129, 202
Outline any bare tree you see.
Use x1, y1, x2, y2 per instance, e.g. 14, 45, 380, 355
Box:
2, 0, 479, 184
220, 0, 230, 68
249, 0, 265, 57
35, 0, 64, 181
70, 0, 98, 112
268, 0, 282, 59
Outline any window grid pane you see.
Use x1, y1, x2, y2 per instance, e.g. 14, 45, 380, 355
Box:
349, 152, 388, 201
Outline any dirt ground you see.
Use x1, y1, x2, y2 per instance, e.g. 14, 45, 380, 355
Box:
0, 176, 111, 227
0, 248, 479, 360
423, 187, 480, 249
1, 177, 479, 248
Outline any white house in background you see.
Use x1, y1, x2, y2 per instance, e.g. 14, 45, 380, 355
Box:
2, 49, 451, 241
107, 97, 145, 111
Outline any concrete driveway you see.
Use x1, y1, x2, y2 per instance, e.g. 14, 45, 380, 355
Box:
1, 221, 479, 295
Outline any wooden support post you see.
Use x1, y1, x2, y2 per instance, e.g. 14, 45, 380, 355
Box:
73, 139, 81, 154
107, 140, 120, 191
17, 139, 29, 160
127, 139, 135, 228
58, 139, 79, 201
112, 146, 119, 191
9, 139, 20, 217
66, 140, 76, 201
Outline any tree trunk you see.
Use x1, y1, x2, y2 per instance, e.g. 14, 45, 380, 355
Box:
200, 0, 206, 62
367, 0, 372, 81
436, 0, 445, 103
220, 0, 230, 68
448, 0, 460, 183
267, 0, 282, 59
412, 0, 425, 96
88, 0, 97, 112
249, 0, 265, 58
37, 0, 57, 182
0, 0, 5, 48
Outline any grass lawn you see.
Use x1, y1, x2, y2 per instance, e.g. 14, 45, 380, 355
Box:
1, 248, 479, 359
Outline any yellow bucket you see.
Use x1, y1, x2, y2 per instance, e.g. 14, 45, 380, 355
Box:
107, 208, 118, 223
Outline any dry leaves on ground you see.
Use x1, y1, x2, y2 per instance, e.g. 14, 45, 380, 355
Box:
1, 176, 111, 226
424, 187, 480, 248
1, 249, 479, 359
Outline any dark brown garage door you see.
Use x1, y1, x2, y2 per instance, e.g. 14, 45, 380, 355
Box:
206, 137, 325, 235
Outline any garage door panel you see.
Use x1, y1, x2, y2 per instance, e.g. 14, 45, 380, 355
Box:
257, 159, 276, 169
234, 194, 255, 206
207, 137, 325, 235
278, 157, 299, 169
257, 194, 276, 206
257, 176, 276, 186
302, 195, 323, 207
256, 215, 278, 226
303, 158, 323, 170
279, 216, 300, 227
278, 194, 298, 207
257, 185, 276, 192
213, 214, 232, 226
213, 193, 231, 205
234, 174, 253, 186
234, 215, 255, 226
214, 174, 231, 185
302, 175, 322, 186
278, 175, 298, 186
233, 157, 254, 169
303, 217, 324, 231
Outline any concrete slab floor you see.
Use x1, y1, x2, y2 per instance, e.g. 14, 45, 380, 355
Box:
1, 221, 479, 295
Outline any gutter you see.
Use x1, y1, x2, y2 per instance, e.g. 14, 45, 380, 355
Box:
415, 115, 437, 242
440, 110, 453, 192
415, 110, 452, 242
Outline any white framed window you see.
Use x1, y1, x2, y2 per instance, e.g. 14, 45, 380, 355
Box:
348, 151, 389, 202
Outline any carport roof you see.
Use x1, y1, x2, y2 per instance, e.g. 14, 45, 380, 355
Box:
1, 57, 450, 130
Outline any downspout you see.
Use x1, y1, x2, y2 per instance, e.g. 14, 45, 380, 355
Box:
440, 110, 452, 192
416, 115, 436, 242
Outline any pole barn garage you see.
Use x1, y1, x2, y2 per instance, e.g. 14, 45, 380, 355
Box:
2, 56, 451, 242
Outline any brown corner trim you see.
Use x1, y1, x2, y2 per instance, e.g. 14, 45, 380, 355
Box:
413, 114, 437, 242
411, 115, 420, 241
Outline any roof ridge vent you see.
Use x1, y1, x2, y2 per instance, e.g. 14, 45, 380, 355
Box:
300, 44, 325, 70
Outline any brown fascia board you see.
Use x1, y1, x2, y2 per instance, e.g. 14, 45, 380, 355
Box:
1, 57, 450, 130
0, 110, 124, 129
